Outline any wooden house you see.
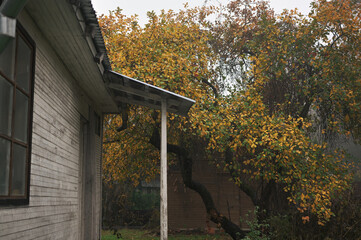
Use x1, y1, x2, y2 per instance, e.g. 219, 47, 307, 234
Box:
0, 0, 194, 239
0, 0, 116, 239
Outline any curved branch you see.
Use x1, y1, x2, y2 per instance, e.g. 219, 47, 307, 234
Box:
201, 77, 219, 98
150, 129, 246, 240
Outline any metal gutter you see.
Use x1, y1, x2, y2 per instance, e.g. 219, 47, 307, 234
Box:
0, 0, 29, 53
69, 0, 112, 71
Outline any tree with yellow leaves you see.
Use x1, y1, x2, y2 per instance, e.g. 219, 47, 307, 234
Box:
99, 0, 359, 238
207, 0, 360, 225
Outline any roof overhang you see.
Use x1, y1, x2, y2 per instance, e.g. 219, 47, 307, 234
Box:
22, 0, 117, 113
104, 70, 195, 116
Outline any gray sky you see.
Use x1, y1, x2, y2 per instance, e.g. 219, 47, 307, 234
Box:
91, 0, 312, 25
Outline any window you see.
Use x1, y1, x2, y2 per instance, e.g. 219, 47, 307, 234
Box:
0, 24, 35, 205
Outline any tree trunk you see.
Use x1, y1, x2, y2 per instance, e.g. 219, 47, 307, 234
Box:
150, 129, 246, 240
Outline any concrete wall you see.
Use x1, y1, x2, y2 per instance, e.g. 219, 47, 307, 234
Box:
0, 10, 102, 240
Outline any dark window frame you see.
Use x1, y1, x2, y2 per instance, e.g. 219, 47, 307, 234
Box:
0, 23, 35, 205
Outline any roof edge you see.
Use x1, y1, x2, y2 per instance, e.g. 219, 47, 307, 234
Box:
104, 70, 196, 116
69, 0, 112, 71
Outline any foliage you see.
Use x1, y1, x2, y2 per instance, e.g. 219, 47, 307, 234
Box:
99, 0, 359, 235
200, 89, 351, 224
101, 5, 216, 186
268, 193, 361, 240
325, 192, 361, 239
102, 181, 158, 229
240, 207, 270, 240
211, 0, 361, 140
131, 189, 160, 211
202, 0, 358, 224
102, 181, 129, 229
267, 214, 297, 240
103, 113, 160, 186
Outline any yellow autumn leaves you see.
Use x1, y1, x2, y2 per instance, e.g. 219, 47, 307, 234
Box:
100, 6, 216, 186
198, 89, 351, 224
99, 0, 358, 226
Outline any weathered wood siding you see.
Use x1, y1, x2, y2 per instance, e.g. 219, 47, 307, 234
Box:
0, 11, 103, 240
82, 111, 103, 240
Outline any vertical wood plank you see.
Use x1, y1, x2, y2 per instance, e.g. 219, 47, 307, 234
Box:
160, 99, 168, 240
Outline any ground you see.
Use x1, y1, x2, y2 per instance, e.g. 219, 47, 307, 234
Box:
102, 229, 233, 240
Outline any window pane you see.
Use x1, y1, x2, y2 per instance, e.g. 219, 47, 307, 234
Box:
0, 76, 13, 136
0, 138, 11, 196
0, 39, 15, 80
14, 90, 28, 143
16, 36, 32, 92
11, 144, 27, 196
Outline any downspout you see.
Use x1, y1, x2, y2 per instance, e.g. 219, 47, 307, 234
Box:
0, 0, 29, 53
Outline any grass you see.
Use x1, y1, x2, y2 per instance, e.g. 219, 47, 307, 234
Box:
102, 229, 232, 240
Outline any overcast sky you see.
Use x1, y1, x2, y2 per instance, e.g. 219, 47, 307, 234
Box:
91, 0, 313, 25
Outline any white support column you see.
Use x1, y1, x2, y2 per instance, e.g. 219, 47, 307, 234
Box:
160, 99, 168, 240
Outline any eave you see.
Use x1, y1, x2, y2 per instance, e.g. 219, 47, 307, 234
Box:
104, 70, 195, 116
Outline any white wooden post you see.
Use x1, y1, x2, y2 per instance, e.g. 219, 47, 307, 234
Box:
160, 99, 168, 240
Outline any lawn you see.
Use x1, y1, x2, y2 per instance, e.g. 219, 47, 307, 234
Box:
102, 229, 232, 240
